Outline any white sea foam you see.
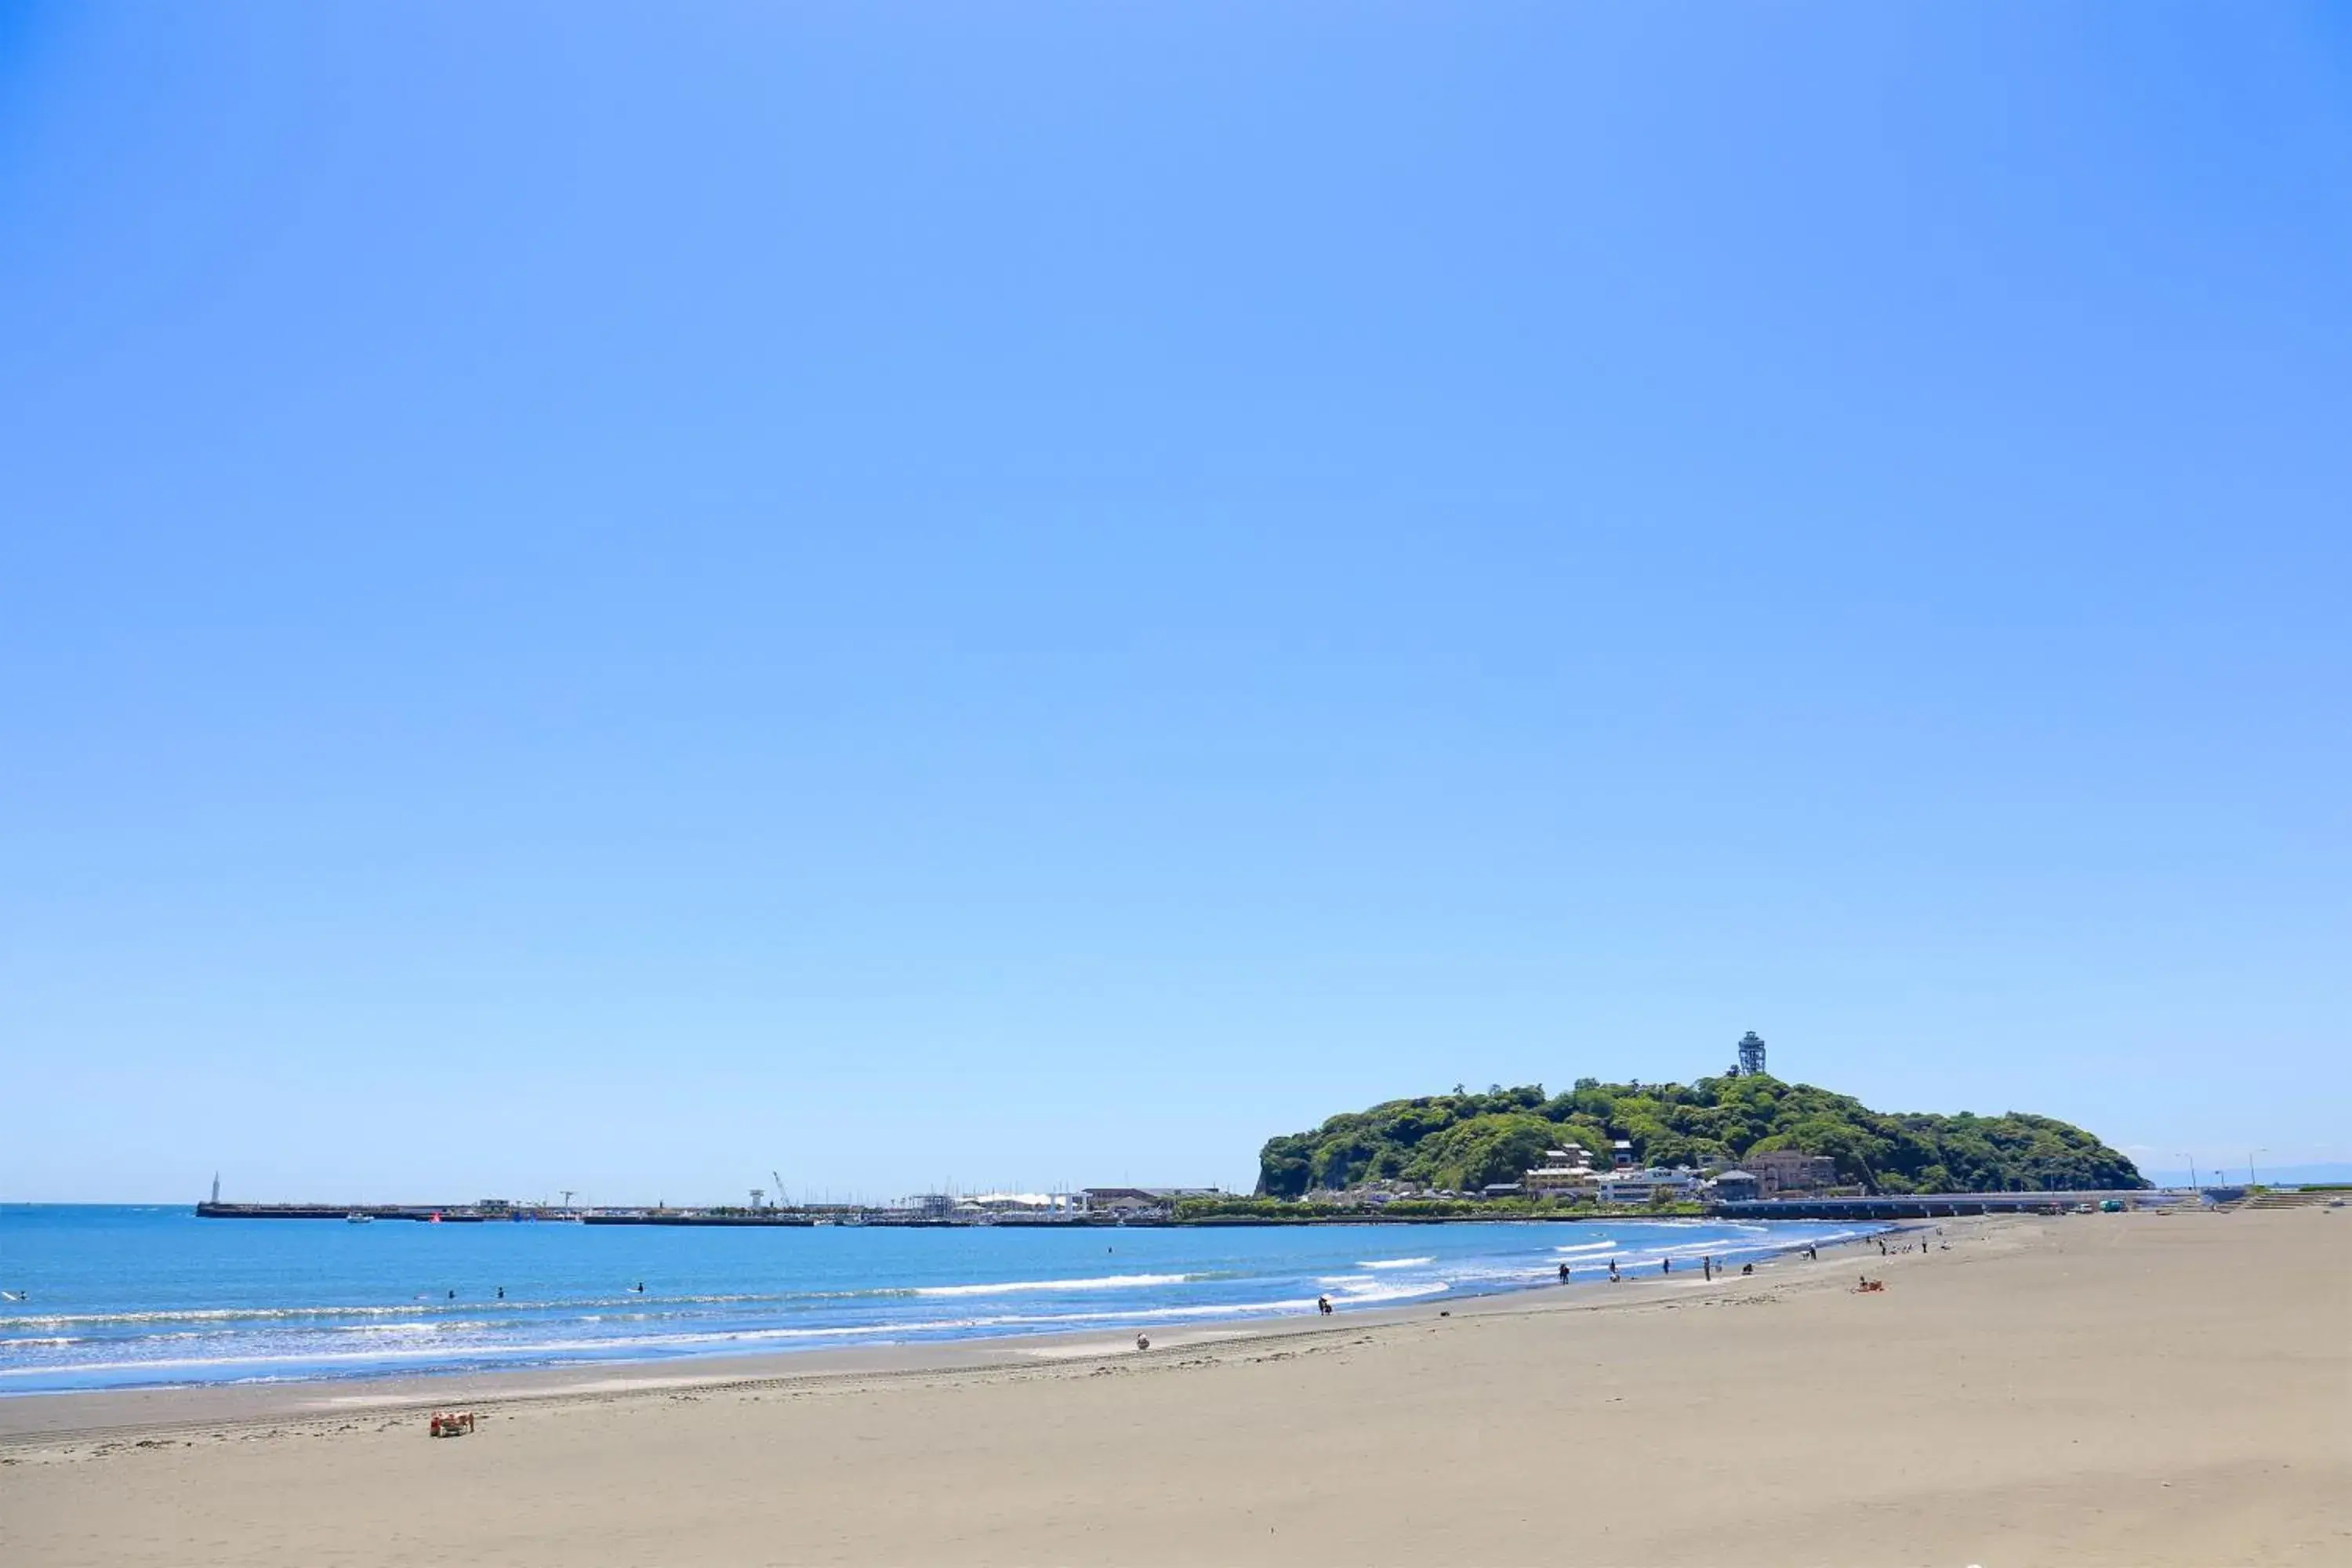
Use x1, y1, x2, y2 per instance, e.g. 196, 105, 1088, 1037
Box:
1355, 1257, 1435, 1269
1327, 1280, 1450, 1305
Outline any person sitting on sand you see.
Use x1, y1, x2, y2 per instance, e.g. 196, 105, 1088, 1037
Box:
1741, 1262, 1754, 1276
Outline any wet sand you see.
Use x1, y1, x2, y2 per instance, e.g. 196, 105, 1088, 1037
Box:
4, 1208, 2346, 1566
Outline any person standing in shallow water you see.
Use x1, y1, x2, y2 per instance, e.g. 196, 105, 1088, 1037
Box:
1558, 1262, 1570, 1283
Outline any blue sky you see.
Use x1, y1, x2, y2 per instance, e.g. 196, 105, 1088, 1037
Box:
3, 4, 2347, 1203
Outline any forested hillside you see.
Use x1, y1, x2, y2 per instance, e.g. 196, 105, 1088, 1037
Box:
1254, 1076, 2146, 1197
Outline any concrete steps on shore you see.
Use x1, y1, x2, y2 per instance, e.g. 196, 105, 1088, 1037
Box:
2241, 1189, 2346, 1210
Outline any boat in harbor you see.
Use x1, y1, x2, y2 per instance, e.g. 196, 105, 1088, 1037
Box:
345, 1212, 372, 1224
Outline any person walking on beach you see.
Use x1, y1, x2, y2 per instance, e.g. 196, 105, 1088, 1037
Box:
1608, 1258, 1619, 1282
1558, 1262, 1570, 1283
1661, 1258, 1671, 1276
1317, 1294, 1333, 1316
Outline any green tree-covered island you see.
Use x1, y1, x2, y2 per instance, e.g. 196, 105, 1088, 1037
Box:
1249, 1074, 2146, 1203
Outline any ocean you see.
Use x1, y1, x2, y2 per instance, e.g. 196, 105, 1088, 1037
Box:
0, 1205, 1878, 1394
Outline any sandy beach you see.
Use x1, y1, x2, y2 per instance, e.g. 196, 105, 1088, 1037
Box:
3, 1207, 2345, 1566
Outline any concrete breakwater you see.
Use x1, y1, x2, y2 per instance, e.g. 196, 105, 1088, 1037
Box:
196, 1201, 827, 1225
194, 1201, 1083, 1227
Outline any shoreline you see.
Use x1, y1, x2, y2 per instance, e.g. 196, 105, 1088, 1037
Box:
6, 1207, 2343, 1566
0, 1219, 1903, 1445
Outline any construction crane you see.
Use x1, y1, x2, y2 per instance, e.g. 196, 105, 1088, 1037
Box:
559, 1189, 575, 1211
772, 1171, 785, 1210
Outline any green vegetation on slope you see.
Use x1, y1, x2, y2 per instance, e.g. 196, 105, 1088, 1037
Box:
1254, 1077, 2147, 1197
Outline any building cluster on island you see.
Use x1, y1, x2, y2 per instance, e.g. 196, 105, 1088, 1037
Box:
1292, 1029, 1842, 1209
1301, 1141, 1846, 1209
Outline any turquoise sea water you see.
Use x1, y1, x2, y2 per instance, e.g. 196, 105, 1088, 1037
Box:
0, 1206, 1878, 1394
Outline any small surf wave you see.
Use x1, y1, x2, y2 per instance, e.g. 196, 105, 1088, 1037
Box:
913, 1273, 1192, 1298
1327, 1280, 1450, 1305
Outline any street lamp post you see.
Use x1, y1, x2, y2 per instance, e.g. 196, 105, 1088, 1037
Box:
2249, 1149, 2267, 1188
2179, 1154, 2198, 1195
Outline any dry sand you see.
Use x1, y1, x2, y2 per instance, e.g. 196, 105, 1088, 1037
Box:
3, 1207, 2346, 1566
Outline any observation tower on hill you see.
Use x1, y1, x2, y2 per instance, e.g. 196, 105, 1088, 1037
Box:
1736, 1031, 1767, 1076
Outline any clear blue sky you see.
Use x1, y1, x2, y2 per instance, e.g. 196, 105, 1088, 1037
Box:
3, 4, 2347, 1204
